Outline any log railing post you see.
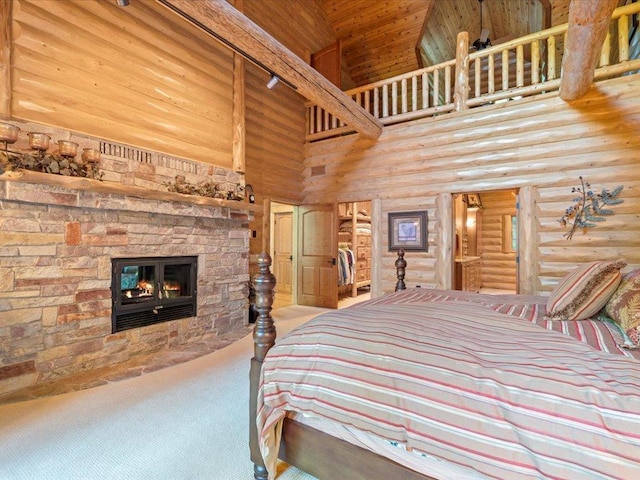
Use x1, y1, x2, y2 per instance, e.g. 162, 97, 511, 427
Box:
421, 72, 428, 109
373, 86, 380, 118
454, 31, 469, 112
488, 54, 495, 92
547, 35, 556, 80
516, 44, 524, 87
531, 40, 541, 84
249, 252, 276, 480
445, 65, 452, 104
392, 81, 398, 116
600, 31, 611, 67
433, 69, 440, 106
502, 49, 509, 90
618, 14, 629, 62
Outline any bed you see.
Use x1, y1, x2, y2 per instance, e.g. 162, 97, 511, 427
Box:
249, 251, 640, 480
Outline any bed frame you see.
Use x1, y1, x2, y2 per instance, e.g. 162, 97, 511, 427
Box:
249, 250, 437, 480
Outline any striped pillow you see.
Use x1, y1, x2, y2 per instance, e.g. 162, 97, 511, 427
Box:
544, 259, 627, 321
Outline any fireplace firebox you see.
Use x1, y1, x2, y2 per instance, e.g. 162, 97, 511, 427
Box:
111, 256, 197, 333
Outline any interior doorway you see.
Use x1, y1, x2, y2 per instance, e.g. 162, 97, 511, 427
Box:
269, 200, 373, 310
337, 200, 372, 307
453, 189, 518, 294
270, 201, 295, 309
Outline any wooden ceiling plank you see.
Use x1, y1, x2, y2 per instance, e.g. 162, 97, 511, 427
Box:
327, 1, 417, 35
158, 0, 382, 139
559, 0, 618, 101
538, 0, 552, 29
321, 0, 431, 86
415, 0, 437, 68
340, 15, 426, 45
244, 0, 335, 60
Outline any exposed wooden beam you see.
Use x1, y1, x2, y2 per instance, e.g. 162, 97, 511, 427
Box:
560, 0, 618, 101
157, 0, 383, 140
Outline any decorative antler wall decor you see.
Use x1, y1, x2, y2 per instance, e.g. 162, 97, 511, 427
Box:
559, 176, 623, 240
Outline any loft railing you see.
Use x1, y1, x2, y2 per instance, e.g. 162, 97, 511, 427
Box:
306, 2, 640, 142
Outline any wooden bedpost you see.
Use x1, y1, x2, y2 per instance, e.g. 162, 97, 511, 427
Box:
249, 252, 276, 480
395, 249, 406, 291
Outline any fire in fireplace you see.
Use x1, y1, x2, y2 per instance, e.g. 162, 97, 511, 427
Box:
111, 256, 197, 332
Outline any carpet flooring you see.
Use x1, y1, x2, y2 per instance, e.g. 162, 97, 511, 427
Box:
0, 306, 328, 480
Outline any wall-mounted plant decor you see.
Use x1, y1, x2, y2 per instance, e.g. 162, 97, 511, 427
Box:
0, 150, 103, 180
559, 176, 623, 240
164, 175, 245, 201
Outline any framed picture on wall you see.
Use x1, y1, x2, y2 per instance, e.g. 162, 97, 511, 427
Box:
388, 211, 428, 251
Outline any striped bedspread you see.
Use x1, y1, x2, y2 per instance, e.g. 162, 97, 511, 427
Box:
362, 288, 640, 360
257, 289, 640, 479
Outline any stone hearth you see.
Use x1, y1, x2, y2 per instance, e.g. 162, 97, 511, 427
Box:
0, 125, 259, 402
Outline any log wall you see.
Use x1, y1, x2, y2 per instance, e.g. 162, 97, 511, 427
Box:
379, 196, 438, 295
5, 0, 330, 271
8, 0, 234, 166
244, 65, 306, 263
241, 0, 336, 268
303, 74, 640, 295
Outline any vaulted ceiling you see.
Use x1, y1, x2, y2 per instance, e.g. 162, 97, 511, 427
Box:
419, 0, 550, 67
163, 0, 627, 139
319, 0, 560, 88
319, 0, 434, 88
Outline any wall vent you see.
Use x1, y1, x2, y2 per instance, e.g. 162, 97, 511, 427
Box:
100, 142, 200, 174
114, 304, 196, 333
158, 155, 198, 173
310, 165, 326, 176
100, 142, 152, 163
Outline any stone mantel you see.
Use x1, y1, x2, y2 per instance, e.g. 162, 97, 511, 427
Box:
0, 170, 262, 219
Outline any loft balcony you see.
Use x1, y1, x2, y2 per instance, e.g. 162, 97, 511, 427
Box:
305, 2, 640, 142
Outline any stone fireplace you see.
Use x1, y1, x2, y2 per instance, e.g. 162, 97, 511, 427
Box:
111, 255, 198, 333
0, 122, 258, 401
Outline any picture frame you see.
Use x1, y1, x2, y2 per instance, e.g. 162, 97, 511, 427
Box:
388, 211, 428, 251
465, 193, 483, 209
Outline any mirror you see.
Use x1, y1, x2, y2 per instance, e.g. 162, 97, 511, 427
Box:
502, 214, 517, 253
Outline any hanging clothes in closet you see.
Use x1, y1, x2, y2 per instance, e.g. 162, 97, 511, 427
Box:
337, 246, 354, 286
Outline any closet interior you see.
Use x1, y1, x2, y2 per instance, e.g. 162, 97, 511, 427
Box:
337, 201, 371, 298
